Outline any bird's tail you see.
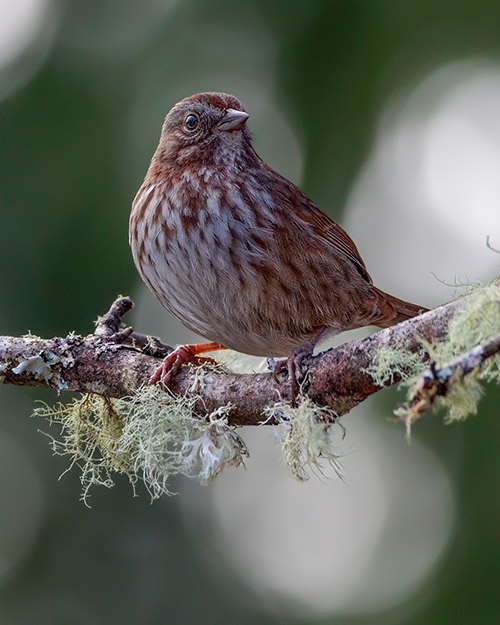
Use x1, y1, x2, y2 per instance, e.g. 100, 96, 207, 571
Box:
372, 288, 428, 328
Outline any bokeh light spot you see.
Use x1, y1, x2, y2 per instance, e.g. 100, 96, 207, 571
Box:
182, 408, 455, 618
0, 0, 57, 102
345, 60, 500, 306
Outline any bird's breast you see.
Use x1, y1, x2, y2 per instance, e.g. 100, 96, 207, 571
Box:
129, 179, 360, 356
130, 182, 278, 347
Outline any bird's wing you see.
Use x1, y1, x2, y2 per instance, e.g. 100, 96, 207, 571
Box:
289, 184, 373, 284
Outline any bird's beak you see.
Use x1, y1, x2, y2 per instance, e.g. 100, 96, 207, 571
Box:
216, 108, 250, 131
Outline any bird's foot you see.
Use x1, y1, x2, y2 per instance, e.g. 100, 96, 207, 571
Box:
149, 342, 223, 389
272, 339, 316, 403
271, 327, 329, 403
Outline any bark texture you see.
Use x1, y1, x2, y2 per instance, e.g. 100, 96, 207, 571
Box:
1, 281, 499, 425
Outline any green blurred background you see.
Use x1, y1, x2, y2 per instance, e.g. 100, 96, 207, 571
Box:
1, 0, 500, 623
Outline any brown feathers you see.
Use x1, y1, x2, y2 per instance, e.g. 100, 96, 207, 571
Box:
130, 92, 426, 359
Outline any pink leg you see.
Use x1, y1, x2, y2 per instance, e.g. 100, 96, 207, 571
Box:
149, 342, 225, 389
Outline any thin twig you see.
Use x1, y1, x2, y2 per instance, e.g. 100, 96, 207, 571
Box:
401, 332, 500, 419
94, 296, 134, 336
486, 235, 500, 254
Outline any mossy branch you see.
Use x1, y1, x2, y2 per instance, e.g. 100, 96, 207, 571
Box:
398, 333, 500, 420
1, 278, 499, 426
3, 283, 500, 499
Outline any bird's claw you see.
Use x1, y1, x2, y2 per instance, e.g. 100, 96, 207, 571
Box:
272, 340, 315, 403
149, 345, 217, 389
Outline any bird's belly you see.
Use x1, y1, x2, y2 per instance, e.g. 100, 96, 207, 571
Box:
141, 261, 304, 356
136, 232, 321, 357
132, 208, 373, 357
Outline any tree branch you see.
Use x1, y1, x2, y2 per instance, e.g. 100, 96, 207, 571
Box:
1, 280, 499, 426
400, 331, 500, 419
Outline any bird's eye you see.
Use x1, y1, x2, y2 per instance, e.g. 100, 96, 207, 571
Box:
184, 114, 199, 130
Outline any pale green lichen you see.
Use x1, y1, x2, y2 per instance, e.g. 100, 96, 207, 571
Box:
33, 347, 348, 500
365, 344, 426, 386
263, 399, 345, 482
192, 354, 345, 484
21, 331, 42, 339
34, 386, 247, 503
13, 352, 70, 390
33, 286, 497, 502
27, 280, 500, 501
184, 358, 229, 393
117, 387, 246, 497
366, 281, 500, 430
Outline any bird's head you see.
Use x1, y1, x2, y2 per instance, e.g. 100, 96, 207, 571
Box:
155, 92, 251, 169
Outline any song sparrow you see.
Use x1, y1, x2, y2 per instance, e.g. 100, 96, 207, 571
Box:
130, 92, 427, 398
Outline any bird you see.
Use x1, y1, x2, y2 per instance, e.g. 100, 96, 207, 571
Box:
129, 92, 427, 399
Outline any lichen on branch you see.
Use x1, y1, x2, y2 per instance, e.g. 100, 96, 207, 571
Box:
35, 386, 248, 503
363, 280, 500, 433
396, 282, 500, 431
1, 280, 500, 499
